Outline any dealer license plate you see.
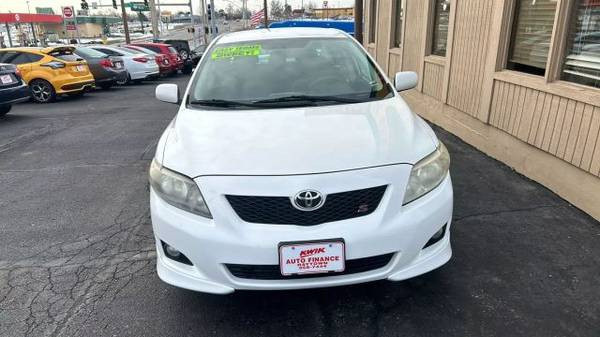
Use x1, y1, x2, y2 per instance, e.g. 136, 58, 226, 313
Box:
279, 241, 345, 276
0, 74, 14, 84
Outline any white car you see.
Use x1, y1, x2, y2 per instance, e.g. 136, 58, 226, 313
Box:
89, 45, 159, 83
150, 28, 453, 294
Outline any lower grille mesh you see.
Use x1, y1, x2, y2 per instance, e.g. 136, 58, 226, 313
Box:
225, 253, 395, 280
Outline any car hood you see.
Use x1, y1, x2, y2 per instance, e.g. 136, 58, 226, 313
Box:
160, 97, 438, 177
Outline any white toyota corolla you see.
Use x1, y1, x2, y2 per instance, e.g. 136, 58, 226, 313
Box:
150, 28, 453, 294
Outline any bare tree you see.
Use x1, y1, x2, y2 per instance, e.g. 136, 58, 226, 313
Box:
270, 0, 284, 19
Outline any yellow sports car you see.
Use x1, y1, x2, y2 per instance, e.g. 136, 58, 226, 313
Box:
0, 46, 95, 103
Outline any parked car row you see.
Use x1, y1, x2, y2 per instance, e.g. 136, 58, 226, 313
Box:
0, 41, 205, 112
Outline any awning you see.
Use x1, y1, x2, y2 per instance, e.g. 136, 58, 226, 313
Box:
0, 13, 63, 24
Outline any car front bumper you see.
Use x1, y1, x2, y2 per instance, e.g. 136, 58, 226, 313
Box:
150, 166, 453, 294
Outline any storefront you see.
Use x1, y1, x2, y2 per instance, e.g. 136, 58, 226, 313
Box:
364, 0, 600, 219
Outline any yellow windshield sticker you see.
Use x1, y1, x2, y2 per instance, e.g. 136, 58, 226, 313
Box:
211, 45, 262, 60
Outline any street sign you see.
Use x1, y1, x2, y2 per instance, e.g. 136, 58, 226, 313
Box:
128, 2, 150, 11
66, 24, 77, 31
62, 6, 74, 19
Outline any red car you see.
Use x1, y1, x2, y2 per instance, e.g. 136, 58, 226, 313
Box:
122, 45, 172, 76
130, 42, 183, 74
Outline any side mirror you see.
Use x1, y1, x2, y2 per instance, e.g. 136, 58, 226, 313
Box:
155, 83, 180, 104
394, 71, 418, 92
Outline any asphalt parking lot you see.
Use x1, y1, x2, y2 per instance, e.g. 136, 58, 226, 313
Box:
0, 74, 598, 337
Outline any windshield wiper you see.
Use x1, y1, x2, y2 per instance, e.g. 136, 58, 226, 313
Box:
188, 99, 259, 108
253, 95, 365, 104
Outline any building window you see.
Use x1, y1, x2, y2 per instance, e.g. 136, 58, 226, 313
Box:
561, 0, 600, 89
391, 0, 404, 48
431, 0, 451, 57
369, 0, 378, 44
507, 0, 557, 76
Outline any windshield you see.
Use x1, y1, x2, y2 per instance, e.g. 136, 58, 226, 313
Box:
189, 37, 392, 108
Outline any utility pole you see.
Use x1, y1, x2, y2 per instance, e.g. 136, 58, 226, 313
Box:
354, 0, 363, 43
157, 0, 163, 33
263, 0, 268, 28
189, 0, 195, 48
120, 0, 130, 43
199, 0, 208, 44
210, 0, 216, 37
5, 23, 13, 47
241, 0, 246, 29
150, 0, 159, 39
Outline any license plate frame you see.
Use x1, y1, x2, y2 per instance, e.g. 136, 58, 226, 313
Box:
278, 239, 345, 276
0, 74, 14, 84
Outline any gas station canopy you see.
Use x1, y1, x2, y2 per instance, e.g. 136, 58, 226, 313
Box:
0, 13, 63, 24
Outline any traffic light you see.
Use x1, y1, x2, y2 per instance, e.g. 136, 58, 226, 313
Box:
207, 4, 211, 20
112, 0, 117, 9
81, 0, 89, 10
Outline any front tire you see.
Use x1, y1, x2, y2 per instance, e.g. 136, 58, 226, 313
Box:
30, 79, 56, 103
0, 105, 11, 116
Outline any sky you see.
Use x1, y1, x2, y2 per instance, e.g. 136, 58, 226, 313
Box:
0, 0, 354, 14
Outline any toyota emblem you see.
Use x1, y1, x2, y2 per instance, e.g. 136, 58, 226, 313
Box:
292, 190, 325, 211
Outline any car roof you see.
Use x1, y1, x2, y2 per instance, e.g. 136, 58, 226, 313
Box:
216, 28, 347, 44
133, 42, 169, 47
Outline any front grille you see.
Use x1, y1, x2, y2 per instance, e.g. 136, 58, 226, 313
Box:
226, 185, 387, 226
226, 253, 395, 280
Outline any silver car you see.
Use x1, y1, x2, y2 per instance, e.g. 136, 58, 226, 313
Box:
88, 45, 159, 84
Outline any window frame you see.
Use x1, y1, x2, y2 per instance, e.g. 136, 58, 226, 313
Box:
429, 0, 451, 57
495, 0, 600, 100
505, 0, 560, 77
368, 0, 378, 45
390, 0, 405, 49
555, 0, 599, 89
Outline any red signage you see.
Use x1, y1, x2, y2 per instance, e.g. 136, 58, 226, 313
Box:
62, 7, 74, 18
66, 24, 77, 31
0, 13, 63, 24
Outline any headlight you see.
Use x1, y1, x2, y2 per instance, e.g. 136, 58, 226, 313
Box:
403, 142, 450, 205
149, 159, 212, 218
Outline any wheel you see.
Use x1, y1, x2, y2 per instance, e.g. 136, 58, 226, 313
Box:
30, 79, 56, 103
116, 73, 130, 85
179, 49, 189, 61
0, 105, 11, 116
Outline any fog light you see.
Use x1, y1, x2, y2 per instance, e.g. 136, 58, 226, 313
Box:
165, 244, 181, 258
161, 241, 193, 265
432, 227, 445, 240
423, 224, 447, 249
